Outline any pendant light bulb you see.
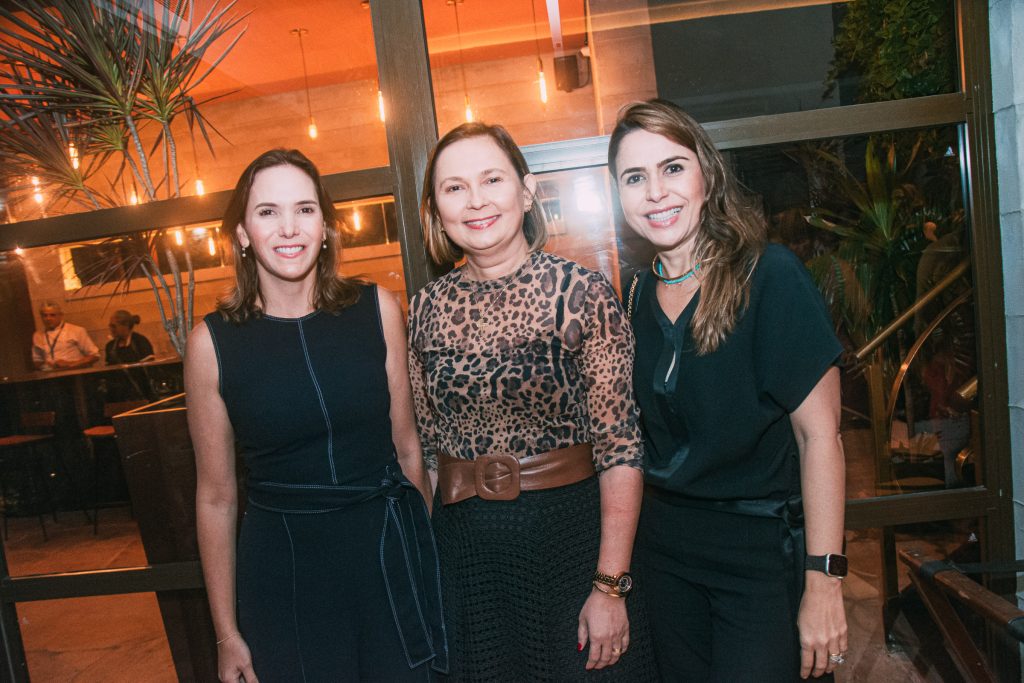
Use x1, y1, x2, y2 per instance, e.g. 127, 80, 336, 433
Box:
129, 190, 139, 205
353, 209, 362, 232
174, 229, 184, 246
308, 119, 318, 139
538, 62, 548, 104
464, 95, 474, 123
195, 178, 205, 196
69, 142, 79, 169
207, 236, 217, 256
377, 89, 386, 122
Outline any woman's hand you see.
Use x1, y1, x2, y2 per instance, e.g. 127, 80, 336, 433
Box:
217, 633, 258, 683
797, 572, 848, 678
577, 588, 630, 670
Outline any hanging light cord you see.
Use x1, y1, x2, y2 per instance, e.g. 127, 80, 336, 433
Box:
452, 2, 470, 102
529, 0, 542, 65
293, 28, 314, 122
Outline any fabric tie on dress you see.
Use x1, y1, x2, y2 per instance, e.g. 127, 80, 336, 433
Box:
246, 466, 449, 673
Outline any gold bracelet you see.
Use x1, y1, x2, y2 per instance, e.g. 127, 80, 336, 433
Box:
592, 580, 624, 598
216, 632, 240, 646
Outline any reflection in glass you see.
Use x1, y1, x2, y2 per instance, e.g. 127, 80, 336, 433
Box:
724, 125, 973, 498
1, 1, 386, 222
421, 1, 957, 142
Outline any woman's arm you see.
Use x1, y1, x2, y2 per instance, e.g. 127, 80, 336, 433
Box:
575, 276, 645, 671
406, 292, 439, 489
791, 366, 848, 679
185, 322, 258, 683
579, 464, 643, 670
378, 287, 432, 511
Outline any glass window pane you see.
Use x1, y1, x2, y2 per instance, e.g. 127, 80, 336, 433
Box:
537, 124, 976, 500
421, 0, 958, 143
726, 125, 975, 498
1, 1, 385, 221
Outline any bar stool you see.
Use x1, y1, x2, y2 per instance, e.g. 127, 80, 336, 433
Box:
83, 400, 146, 533
0, 411, 58, 540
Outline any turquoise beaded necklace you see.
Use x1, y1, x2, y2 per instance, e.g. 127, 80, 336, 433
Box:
652, 256, 701, 285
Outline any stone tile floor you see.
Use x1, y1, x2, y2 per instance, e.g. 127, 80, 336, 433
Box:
4, 508, 175, 682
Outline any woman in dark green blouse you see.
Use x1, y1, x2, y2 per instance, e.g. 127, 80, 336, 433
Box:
609, 99, 848, 681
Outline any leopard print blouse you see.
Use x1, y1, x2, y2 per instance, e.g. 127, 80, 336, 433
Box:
407, 250, 643, 473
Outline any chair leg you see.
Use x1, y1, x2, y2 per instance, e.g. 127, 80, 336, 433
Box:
49, 440, 92, 526
33, 444, 59, 523
0, 464, 9, 541
21, 448, 47, 542
89, 437, 99, 535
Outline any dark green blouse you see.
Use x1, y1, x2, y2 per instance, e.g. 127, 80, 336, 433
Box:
631, 244, 843, 501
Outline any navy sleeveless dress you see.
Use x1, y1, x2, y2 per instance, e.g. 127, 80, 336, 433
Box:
204, 285, 447, 681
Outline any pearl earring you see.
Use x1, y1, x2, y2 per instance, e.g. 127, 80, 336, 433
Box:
240, 245, 247, 258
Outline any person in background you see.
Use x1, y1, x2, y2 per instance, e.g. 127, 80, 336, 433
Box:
187, 148, 445, 682
31, 301, 99, 371
609, 99, 848, 681
105, 310, 155, 365
408, 122, 656, 681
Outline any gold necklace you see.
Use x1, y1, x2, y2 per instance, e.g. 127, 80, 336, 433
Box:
470, 252, 535, 332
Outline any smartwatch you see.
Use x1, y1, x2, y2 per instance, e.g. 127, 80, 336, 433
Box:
805, 553, 848, 579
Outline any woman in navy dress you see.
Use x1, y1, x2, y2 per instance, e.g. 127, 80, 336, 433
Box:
186, 149, 446, 682
609, 100, 848, 681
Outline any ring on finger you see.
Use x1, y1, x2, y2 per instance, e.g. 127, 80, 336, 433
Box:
828, 652, 846, 665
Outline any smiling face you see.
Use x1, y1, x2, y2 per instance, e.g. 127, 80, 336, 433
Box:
614, 129, 706, 258
431, 135, 537, 262
236, 164, 325, 286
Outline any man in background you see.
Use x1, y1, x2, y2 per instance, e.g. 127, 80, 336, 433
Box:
31, 302, 99, 371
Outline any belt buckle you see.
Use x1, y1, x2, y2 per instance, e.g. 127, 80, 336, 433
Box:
473, 454, 520, 501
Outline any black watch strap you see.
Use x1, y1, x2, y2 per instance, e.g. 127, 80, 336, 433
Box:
805, 553, 848, 578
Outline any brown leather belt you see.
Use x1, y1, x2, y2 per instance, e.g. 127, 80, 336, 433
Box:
438, 444, 594, 505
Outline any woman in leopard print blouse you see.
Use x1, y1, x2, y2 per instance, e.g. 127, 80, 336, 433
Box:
408, 122, 656, 681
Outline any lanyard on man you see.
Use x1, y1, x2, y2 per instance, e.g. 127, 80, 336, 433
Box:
45, 323, 65, 361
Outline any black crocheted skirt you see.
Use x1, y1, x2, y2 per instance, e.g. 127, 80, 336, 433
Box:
433, 476, 658, 682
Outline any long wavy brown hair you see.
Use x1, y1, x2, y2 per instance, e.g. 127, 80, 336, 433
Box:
216, 149, 361, 323
420, 122, 547, 265
609, 100, 766, 355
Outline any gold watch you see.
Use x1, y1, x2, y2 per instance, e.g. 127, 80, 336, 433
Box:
593, 570, 634, 597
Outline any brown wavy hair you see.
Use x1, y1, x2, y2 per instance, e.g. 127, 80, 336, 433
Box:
420, 122, 547, 265
216, 149, 360, 323
609, 99, 765, 355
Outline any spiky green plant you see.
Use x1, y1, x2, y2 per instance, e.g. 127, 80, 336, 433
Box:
804, 138, 931, 350
0, 0, 245, 357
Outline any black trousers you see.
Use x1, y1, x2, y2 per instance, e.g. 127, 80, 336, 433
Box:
636, 492, 829, 683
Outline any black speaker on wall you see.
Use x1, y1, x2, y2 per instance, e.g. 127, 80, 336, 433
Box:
554, 51, 591, 92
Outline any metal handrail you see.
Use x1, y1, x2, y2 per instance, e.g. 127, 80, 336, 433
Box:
854, 258, 971, 361
885, 288, 973, 428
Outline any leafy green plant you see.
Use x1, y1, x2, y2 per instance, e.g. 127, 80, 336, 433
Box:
825, 0, 956, 102
805, 138, 932, 350
0, 0, 245, 357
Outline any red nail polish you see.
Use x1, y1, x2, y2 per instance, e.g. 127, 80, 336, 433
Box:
577, 642, 583, 652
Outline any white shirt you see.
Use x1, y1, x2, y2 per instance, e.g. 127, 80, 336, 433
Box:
31, 322, 100, 370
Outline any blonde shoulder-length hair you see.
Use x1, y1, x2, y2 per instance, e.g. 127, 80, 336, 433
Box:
609, 99, 766, 355
420, 122, 547, 265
